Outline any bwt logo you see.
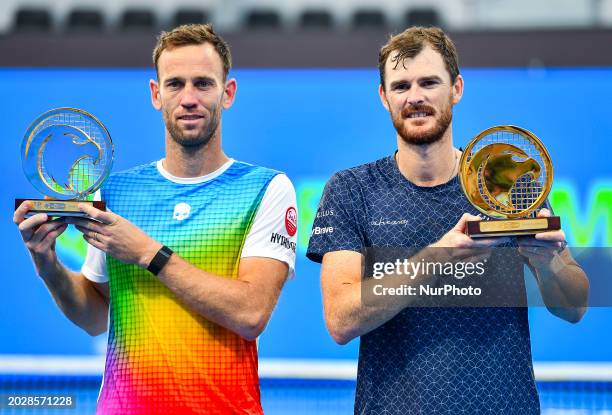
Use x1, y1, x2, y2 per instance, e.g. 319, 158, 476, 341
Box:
312, 226, 334, 235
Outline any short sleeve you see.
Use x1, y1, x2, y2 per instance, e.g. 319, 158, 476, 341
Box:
81, 190, 108, 283
81, 245, 108, 283
241, 174, 297, 277
306, 172, 364, 263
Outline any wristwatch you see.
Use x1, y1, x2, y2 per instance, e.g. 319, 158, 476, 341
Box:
147, 245, 173, 276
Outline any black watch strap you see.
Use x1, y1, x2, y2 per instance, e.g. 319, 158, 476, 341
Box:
147, 245, 173, 276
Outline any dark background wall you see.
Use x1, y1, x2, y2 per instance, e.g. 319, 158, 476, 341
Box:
2, 29, 612, 68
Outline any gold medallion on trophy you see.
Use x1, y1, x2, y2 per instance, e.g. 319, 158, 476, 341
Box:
458, 125, 560, 237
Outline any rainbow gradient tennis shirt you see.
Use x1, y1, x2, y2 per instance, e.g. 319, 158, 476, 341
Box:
82, 159, 297, 414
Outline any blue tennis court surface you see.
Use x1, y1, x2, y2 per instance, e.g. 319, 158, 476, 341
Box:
1, 375, 611, 414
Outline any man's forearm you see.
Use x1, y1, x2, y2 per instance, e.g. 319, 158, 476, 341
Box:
324, 247, 451, 344
325, 276, 418, 344
38, 259, 108, 335
155, 254, 282, 341
533, 249, 589, 322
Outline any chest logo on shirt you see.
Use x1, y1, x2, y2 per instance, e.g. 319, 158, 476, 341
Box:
371, 218, 408, 226
173, 202, 191, 221
316, 209, 334, 218
285, 207, 297, 236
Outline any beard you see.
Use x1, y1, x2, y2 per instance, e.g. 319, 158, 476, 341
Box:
391, 98, 453, 146
164, 102, 220, 149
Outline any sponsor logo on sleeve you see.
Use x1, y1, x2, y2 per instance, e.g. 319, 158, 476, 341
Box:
285, 207, 297, 237
270, 232, 296, 252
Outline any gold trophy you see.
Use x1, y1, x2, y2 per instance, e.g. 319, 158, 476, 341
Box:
15, 108, 114, 218
458, 125, 560, 237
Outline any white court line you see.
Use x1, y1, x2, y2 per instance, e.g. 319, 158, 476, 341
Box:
0, 355, 611, 381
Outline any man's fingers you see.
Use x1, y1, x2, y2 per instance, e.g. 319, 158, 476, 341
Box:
520, 244, 558, 252
537, 208, 551, 218
535, 230, 565, 243
18, 213, 49, 232
75, 226, 109, 244
471, 236, 510, 248
518, 237, 562, 248
13, 201, 33, 224
29, 220, 67, 245
454, 213, 481, 232
70, 219, 106, 235
40, 223, 69, 246
83, 234, 105, 251
18, 213, 51, 241
64, 217, 94, 228
78, 204, 117, 225
518, 245, 557, 258
77, 225, 109, 244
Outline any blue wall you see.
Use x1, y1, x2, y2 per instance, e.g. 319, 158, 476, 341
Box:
1, 68, 611, 361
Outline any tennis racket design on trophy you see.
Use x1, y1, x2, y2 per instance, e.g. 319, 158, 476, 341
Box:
458, 125, 560, 237
15, 108, 114, 218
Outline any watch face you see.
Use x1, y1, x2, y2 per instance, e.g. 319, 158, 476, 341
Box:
148, 246, 173, 275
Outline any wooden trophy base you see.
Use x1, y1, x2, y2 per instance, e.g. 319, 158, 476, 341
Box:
466, 216, 561, 238
15, 199, 106, 219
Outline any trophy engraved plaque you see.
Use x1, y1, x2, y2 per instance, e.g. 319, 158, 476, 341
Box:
458, 125, 560, 237
15, 108, 114, 218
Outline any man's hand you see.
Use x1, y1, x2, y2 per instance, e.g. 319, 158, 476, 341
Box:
517, 208, 566, 271
433, 213, 510, 248
65, 204, 162, 268
13, 201, 68, 273
431, 213, 510, 263
516, 208, 588, 322
14, 201, 110, 335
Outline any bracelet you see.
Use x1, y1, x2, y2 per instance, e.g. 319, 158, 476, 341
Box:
147, 245, 173, 276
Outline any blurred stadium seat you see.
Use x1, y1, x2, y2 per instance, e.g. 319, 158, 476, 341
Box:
405, 8, 442, 28
299, 9, 334, 30
173, 9, 209, 27
119, 8, 156, 31
351, 9, 387, 30
469, 0, 592, 28
66, 9, 104, 32
602, 0, 612, 25
244, 9, 282, 30
13, 7, 52, 32
1, 0, 610, 34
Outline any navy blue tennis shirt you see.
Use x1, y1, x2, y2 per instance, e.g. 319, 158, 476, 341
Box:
307, 155, 540, 414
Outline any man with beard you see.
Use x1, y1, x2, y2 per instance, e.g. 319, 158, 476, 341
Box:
14, 24, 297, 414
307, 27, 587, 414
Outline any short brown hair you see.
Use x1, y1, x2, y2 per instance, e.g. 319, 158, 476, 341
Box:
152, 24, 232, 80
378, 26, 459, 90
